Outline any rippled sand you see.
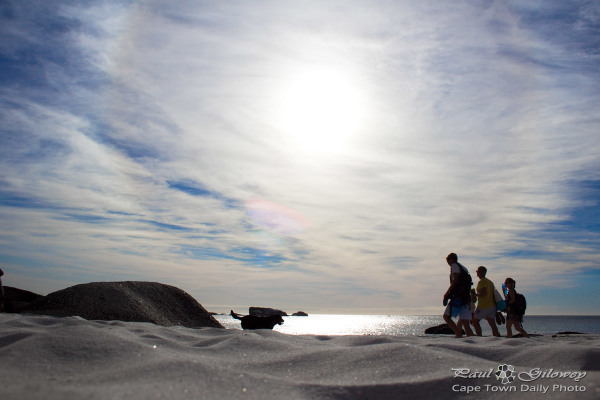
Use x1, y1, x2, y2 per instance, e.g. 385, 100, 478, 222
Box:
1, 314, 598, 399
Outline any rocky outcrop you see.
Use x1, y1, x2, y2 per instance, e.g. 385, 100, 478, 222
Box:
292, 311, 308, 316
26, 281, 223, 328
249, 307, 287, 317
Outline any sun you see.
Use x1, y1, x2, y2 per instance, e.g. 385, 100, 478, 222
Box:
275, 67, 365, 154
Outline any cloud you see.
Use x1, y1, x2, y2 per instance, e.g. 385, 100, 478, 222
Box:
1, 0, 599, 313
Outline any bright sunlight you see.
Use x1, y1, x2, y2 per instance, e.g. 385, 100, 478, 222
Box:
276, 67, 366, 154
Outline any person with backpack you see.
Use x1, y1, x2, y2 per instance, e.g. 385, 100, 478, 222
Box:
503, 277, 529, 338
443, 253, 474, 338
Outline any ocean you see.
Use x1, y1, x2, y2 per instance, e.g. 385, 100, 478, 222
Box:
214, 314, 600, 336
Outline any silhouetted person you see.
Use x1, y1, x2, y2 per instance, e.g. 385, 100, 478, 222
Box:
443, 253, 474, 338
469, 288, 477, 328
472, 266, 500, 337
0, 267, 4, 312
504, 278, 529, 338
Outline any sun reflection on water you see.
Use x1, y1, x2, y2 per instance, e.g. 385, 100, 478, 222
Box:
215, 314, 443, 336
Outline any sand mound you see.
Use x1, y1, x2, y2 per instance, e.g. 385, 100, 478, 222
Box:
26, 281, 223, 328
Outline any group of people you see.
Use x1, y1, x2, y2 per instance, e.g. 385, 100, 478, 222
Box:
442, 253, 529, 338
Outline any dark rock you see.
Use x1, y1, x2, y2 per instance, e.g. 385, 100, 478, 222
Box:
425, 323, 464, 335
556, 331, 585, 335
3, 286, 45, 313
26, 281, 223, 328
513, 333, 543, 338
6, 301, 33, 313
4, 286, 44, 303
292, 311, 308, 316
249, 307, 287, 317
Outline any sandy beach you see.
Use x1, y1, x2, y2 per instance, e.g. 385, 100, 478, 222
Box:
1, 313, 598, 400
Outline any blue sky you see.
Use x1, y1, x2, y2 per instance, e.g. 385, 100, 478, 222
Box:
1, 0, 599, 315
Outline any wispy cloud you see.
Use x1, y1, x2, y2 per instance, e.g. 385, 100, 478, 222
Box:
1, 0, 599, 314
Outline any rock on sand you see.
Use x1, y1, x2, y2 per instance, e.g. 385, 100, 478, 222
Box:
3, 286, 44, 313
26, 281, 223, 328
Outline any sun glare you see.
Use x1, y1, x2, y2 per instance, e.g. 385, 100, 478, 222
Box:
276, 67, 365, 154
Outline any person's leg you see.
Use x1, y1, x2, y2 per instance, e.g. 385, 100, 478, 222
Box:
457, 319, 467, 337
462, 319, 474, 336
486, 318, 501, 337
472, 318, 482, 336
459, 305, 474, 336
514, 322, 530, 338
473, 308, 491, 336
444, 313, 462, 338
506, 320, 514, 338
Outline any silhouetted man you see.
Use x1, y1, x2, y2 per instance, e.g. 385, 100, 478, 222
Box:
443, 253, 474, 338
472, 266, 500, 337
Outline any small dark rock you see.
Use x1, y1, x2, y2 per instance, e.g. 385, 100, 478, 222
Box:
249, 307, 287, 317
513, 333, 543, 338
292, 311, 308, 316
425, 323, 464, 335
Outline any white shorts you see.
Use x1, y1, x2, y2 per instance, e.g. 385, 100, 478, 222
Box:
474, 307, 497, 321
444, 299, 472, 320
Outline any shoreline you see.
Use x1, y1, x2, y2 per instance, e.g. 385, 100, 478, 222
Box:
214, 313, 600, 337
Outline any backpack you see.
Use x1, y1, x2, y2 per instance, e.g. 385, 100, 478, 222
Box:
512, 292, 527, 316
450, 263, 473, 301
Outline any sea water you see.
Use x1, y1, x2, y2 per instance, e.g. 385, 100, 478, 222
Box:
213, 314, 600, 336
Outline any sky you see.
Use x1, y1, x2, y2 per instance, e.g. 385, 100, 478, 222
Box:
1, 0, 599, 315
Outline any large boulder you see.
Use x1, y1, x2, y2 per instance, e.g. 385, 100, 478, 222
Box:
3, 286, 45, 313
26, 281, 223, 328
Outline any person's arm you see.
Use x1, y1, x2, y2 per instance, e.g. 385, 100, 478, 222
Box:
444, 272, 461, 299
507, 288, 516, 304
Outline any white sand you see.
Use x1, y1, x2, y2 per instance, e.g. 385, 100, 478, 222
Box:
1, 314, 598, 400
